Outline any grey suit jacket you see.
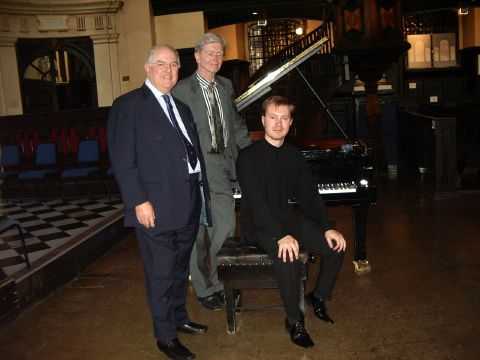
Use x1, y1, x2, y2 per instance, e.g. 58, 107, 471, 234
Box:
172, 74, 251, 186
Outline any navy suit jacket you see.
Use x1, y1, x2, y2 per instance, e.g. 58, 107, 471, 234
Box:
107, 83, 212, 234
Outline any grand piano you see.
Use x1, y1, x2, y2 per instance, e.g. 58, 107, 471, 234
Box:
234, 37, 377, 275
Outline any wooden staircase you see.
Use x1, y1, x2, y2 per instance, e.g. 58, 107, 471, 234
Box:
247, 21, 335, 86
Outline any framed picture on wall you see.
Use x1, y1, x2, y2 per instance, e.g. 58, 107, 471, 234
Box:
432, 33, 457, 68
407, 34, 432, 69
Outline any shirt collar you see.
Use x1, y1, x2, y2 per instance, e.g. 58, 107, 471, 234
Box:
196, 73, 216, 89
145, 79, 169, 98
262, 138, 285, 153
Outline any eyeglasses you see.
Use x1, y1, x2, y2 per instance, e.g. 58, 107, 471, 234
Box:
150, 61, 181, 70
203, 50, 224, 58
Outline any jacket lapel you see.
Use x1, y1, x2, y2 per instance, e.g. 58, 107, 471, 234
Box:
141, 84, 173, 130
189, 75, 209, 121
172, 96, 201, 151
213, 76, 235, 143
215, 77, 231, 113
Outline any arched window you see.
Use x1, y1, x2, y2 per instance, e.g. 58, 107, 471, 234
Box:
17, 37, 96, 113
247, 20, 302, 74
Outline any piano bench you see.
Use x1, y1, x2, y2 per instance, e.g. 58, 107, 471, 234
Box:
216, 236, 310, 334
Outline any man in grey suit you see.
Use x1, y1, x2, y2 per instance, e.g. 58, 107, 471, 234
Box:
172, 32, 252, 310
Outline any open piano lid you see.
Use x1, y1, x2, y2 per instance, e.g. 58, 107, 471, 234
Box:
235, 37, 329, 112
235, 35, 363, 152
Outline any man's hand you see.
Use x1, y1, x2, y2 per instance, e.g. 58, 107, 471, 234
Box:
325, 229, 346, 252
135, 201, 155, 228
277, 235, 299, 262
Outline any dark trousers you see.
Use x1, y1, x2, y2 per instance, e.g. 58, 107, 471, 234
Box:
257, 218, 344, 322
136, 175, 201, 342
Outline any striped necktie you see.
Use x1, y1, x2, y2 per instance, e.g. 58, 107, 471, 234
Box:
162, 95, 198, 169
208, 83, 225, 153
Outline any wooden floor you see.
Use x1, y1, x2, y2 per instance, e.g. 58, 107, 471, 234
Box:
1, 170, 480, 359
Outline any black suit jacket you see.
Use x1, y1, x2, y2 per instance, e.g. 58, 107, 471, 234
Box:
107, 84, 212, 234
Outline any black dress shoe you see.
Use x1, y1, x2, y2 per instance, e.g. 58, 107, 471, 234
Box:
305, 292, 334, 324
285, 319, 314, 348
157, 338, 195, 360
177, 322, 208, 334
215, 290, 225, 304
198, 295, 222, 311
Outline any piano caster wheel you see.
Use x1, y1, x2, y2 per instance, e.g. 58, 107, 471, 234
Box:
353, 260, 371, 276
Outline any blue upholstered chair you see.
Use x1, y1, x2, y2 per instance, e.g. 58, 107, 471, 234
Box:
17, 143, 58, 196
0, 145, 21, 200
61, 140, 104, 198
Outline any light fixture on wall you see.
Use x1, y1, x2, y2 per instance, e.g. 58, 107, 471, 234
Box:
295, 26, 303, 35
458, 7, 469, 15
257, 19, 267, 26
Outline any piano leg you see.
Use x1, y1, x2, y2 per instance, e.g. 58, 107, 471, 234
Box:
352, 204, 371, 275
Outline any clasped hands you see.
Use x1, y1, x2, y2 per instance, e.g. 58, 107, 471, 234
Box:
277, 229, 346, 262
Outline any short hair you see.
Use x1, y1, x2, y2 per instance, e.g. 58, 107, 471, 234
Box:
194, 32, 226, 52
145, 44, 180, 64
261, 96, 295, 116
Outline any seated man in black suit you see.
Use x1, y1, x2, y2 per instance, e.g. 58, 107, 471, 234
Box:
236, 95, 346, 348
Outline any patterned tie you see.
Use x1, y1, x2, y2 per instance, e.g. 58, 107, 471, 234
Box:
208, 83, 225, 153
162, 95, 198, 169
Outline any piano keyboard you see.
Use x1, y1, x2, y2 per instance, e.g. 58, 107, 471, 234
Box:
233, 181, 358, 199
318, 181, 357, 194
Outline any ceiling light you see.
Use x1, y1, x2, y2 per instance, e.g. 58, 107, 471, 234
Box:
252, 11, 258, 15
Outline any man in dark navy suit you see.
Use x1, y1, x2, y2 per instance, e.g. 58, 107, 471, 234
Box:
107, 44, 211, 360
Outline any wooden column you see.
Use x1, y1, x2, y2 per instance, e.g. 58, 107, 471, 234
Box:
333, 0, 410, 165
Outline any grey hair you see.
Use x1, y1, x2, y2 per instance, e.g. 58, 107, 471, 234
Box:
194, 32, 226, 52
145, 44, 180, 64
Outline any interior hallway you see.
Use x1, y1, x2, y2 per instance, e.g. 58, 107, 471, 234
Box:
1, 171, 479, 360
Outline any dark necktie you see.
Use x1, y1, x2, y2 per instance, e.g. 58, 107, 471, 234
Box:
162, 95, 198, 169
208, 84, 225, 153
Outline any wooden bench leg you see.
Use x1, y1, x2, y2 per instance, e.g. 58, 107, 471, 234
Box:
224, 282, 236, 333
234, 289, 242, 308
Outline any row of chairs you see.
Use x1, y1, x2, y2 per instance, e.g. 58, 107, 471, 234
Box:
1, 140, 113, 200
9, 125, 108, 159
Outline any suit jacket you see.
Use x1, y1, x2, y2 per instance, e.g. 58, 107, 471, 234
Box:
172, 74, 251, 186
107, 83, 212, 234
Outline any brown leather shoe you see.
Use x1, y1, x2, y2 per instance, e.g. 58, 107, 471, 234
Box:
157, 338, 195, 360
